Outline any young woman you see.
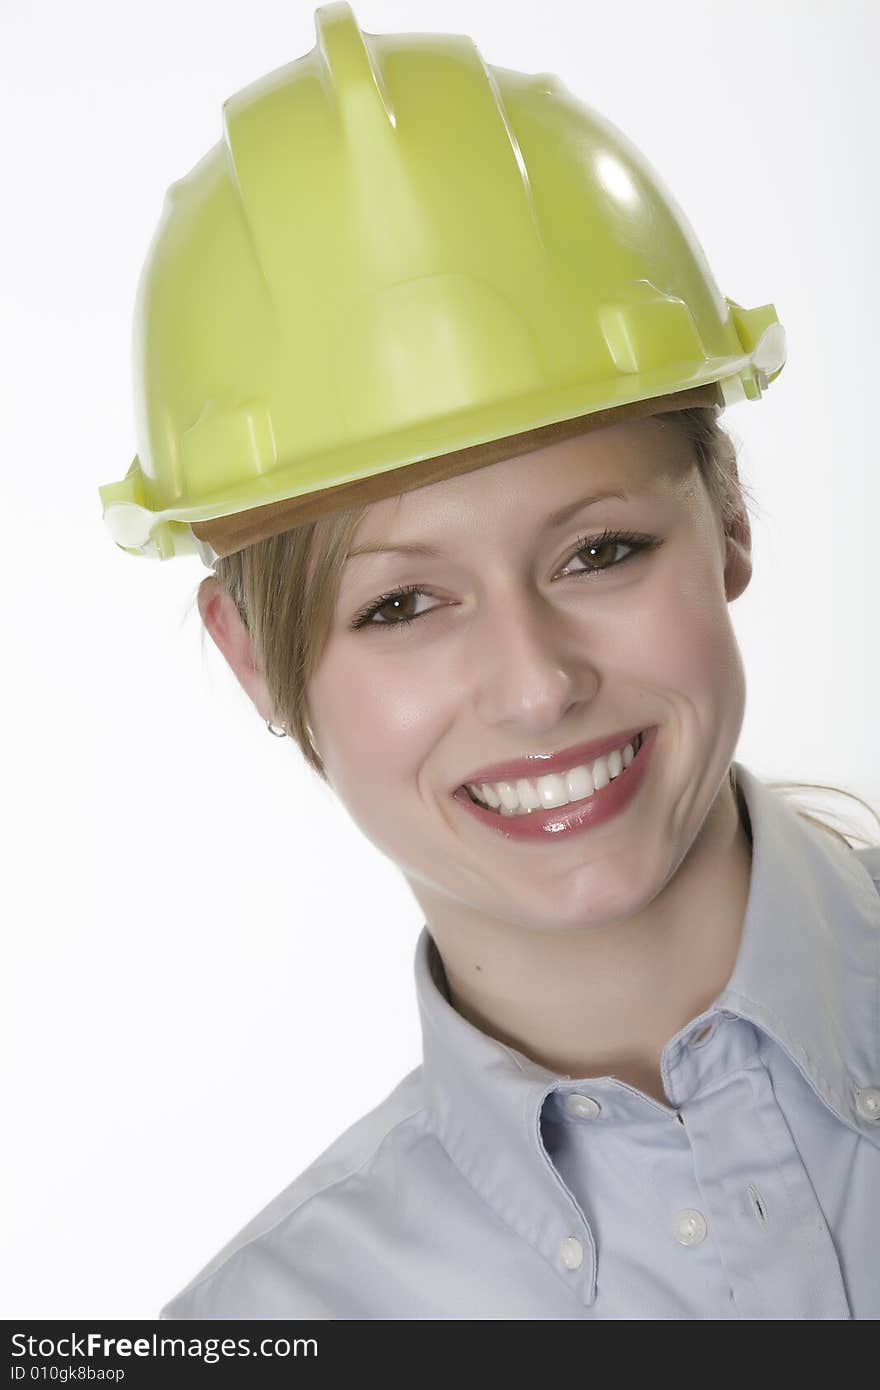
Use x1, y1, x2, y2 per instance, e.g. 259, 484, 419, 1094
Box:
100, 4, 880, 1319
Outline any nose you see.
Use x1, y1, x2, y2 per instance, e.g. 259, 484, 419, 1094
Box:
471, 582, 598, 733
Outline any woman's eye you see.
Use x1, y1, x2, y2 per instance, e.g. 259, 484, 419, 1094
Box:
351, 584, 436, 630
563, 530, 650, 576
350, 529, 659, 631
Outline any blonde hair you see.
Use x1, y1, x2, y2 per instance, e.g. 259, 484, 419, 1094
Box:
201, 405, 880, 852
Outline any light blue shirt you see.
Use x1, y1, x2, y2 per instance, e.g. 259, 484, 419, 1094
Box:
160, 761, 880, 1319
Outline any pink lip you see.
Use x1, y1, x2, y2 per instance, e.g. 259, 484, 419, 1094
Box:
452, 725, 657, 842
457, 724, 652, 792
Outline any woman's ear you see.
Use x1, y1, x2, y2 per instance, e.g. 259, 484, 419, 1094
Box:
197, 577, 276, 723
723, 505, 752, 604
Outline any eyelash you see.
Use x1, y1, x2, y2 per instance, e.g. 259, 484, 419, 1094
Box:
349, 528, 661, 633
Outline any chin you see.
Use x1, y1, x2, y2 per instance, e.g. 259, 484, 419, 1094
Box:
502, 867, 657, 936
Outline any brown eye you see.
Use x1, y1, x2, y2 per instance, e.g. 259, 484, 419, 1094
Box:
579, 538, 619, 569
351, 583, 434, 630
373, 591, 420, 624
563, 528, 658, 579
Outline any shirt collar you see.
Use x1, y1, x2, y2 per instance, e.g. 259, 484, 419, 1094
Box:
414, 759, 880, 1308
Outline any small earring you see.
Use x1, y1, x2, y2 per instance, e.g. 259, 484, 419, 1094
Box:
266, 719, 288, 738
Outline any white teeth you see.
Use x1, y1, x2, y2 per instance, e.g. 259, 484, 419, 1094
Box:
537, 773, 570, 810
515, 777, 541, 812
592, 756, 610, 792
566, 762, 593, 801
466, 732, 644, 816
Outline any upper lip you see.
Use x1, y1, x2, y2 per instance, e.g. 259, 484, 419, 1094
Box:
457, 726, 650, 791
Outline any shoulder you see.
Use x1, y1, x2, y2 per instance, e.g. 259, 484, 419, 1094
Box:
159, 1064, 434, 1320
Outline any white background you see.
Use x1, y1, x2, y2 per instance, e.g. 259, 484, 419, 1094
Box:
2, 0, 878, 1318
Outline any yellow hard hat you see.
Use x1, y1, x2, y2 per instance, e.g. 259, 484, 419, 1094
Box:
98, 1, 785, 565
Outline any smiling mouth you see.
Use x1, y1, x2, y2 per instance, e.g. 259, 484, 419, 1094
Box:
460, 730, 646, 818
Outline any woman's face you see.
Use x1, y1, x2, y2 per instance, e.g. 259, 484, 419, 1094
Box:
305, 415, 752, 932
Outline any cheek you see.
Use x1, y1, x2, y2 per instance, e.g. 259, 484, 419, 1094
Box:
309, 644, 454, 809
625, 556, 742, 705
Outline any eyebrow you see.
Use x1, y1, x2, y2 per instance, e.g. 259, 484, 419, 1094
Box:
345, 490, 628, 561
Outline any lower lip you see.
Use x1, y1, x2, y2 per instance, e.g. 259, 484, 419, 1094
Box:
452, 726, 658, 842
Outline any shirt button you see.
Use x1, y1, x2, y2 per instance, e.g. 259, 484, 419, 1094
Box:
854, 1086, 880, 1122
559, 1236, 584, 1270
673, 1209, 708, 1246
564, 1092, 601, 1119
